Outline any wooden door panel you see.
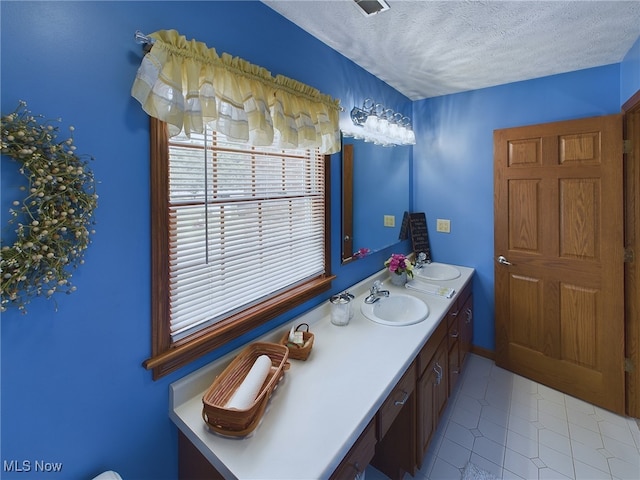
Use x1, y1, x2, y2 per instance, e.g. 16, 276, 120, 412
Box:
559, 131, 601, 164
495, 114, 625, 415
560, 283, 598, 368
508, 137, 541, 166
508, 274, 543, 351
508, 179, 541, 252
560, 178, 600, 259
507, 346, 611, 405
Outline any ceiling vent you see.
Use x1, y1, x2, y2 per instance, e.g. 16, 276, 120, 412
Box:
353, 0, 390, 17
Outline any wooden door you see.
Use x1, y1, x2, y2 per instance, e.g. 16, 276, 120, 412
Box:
623, 91, 640, 418
494, 115, 625, 414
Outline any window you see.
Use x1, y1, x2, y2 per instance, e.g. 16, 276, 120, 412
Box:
144, 119, 333, 379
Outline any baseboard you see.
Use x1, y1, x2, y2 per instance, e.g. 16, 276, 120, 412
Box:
470, 345, 495, 361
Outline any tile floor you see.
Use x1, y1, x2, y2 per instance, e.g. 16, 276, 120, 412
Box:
367, 354, 640, 480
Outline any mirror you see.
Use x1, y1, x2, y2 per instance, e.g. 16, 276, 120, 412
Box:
341, 136, 411, 263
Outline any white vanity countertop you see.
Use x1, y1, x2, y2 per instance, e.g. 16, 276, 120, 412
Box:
170, 264, 474, 480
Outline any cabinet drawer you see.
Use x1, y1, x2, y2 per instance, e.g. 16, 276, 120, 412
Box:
446, 282, 468, 324
331, 419, 376, 480
377, 363, 416, 440
418, 320, 447, 377
447, 299, 459, 328
448, 317, 460, 347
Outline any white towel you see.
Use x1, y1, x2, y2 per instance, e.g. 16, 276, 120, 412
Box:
405, 280, 456, 299
225, 355, 272, 410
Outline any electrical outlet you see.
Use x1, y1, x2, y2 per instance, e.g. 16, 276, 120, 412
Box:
383, 215, 395, 227
436, 218, 451, 233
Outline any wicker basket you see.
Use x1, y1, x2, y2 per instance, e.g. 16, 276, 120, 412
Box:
202, 342, 289, 437
279, 323, 315, 361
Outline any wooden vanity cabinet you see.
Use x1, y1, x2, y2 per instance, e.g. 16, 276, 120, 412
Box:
459, 292, 473, 368
448, 313, 461, 395
416, 320, 448, 469
376, 362, 416, 440
355, 282, 474, 477
371, 362, 417, 480
178, 431, 225, 480
447, 283, 473, 395
330, 419, 376, 480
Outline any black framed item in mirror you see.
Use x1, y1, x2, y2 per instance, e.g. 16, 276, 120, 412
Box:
408, 212, 431, 262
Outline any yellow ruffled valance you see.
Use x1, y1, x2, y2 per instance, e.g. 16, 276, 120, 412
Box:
131, 30, 341, 154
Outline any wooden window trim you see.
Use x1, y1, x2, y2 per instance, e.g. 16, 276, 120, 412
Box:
143, 119, 334, 379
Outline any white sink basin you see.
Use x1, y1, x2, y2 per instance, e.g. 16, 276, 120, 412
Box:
361, 294, 429, 326
414, 262, 461, 281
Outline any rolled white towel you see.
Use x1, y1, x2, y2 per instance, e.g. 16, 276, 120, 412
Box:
225, 355, 272, 410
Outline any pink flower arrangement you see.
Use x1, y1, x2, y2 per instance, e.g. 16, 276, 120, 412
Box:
384, 253, 414, 277
353, 247, 370, 258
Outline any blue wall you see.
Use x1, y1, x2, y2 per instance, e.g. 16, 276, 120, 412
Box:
621, 34, 640, 105
2, 2, 638, 479
0, 2, 410, 479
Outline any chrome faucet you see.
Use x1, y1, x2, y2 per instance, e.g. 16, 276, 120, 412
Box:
364, 280, 390, 304
415, 252, 431, 269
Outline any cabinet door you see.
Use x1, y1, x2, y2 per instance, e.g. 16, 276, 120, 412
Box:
417, 361, 437, 468
460, 294, 473, 367
448, 332, 460, 396
433, 340, 449, 421
417, 338, 447, 468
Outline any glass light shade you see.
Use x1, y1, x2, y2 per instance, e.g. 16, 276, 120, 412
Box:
376, 118, 389, 135
405, 128, 416, 145
389, 123, 401, 139
365, 114, 379, 131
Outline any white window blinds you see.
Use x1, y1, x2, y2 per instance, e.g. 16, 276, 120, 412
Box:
167, 128, 326, 340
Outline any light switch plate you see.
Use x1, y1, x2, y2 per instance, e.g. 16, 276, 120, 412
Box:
436, 218, 451, 233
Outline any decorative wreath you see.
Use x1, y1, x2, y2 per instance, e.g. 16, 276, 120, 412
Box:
1, 101, 98, 313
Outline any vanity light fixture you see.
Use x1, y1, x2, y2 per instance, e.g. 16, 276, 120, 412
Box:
344, 98, 416, 146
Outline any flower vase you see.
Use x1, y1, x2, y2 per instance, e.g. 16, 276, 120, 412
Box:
390, 271, 407, 286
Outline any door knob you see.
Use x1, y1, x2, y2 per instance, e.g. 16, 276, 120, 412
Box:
497, 255, 512, 265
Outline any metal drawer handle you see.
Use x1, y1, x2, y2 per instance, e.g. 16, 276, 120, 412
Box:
450, 330, 459, 338
394, 390, 410, 406
466, 308, 472, 323
433, 362, 443, 384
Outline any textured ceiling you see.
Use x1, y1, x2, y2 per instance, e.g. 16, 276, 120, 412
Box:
263, 0, 640, 100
